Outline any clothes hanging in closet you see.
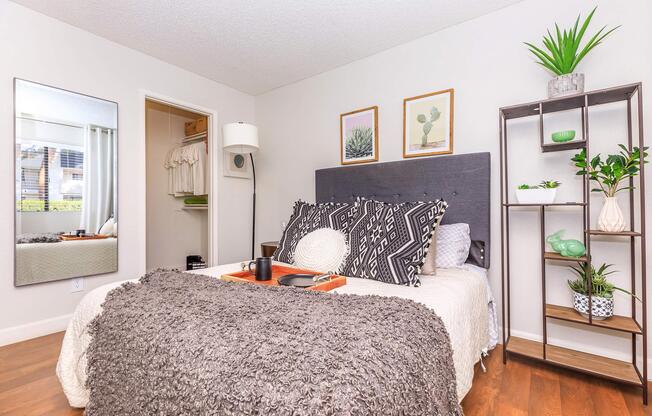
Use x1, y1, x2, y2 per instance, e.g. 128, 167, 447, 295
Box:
164, 141, 207, 196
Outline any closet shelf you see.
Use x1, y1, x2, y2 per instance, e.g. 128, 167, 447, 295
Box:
545, 304, 642, 334
181, 131, 207, 143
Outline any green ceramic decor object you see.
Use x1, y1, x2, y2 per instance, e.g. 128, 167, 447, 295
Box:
546, 230, 586, 257
551, 130, 576, 143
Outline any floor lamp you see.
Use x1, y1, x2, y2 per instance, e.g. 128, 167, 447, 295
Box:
223, 122, 259, 260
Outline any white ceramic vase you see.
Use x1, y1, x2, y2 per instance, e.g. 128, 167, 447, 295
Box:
598, 197, 626, 232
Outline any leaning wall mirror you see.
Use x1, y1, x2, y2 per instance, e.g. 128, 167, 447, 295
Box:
14, 79, 118, 286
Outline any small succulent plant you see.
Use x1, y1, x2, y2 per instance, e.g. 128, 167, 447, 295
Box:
517, 180, 561, 190
345, 127, 374, 159
416, 106, 441, 146
568, 262, 640, 301
539, 180, 561, 189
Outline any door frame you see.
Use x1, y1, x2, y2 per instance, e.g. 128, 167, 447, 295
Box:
140, 90, 219, 268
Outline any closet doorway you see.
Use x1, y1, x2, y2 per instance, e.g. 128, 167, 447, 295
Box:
145, 98, 215, 271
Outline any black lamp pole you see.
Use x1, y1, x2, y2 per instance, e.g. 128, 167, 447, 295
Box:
250, 153, 256, 260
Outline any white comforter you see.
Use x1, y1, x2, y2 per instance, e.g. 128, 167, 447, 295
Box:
57, 262, 495, 408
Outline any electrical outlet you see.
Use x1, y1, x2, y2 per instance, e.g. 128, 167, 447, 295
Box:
70, 277, 85, 293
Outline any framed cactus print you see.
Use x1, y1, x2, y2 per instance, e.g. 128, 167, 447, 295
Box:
340, 106, 378, 165
403, 88, 454, 158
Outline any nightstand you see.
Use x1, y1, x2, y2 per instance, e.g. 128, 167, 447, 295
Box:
260, 241, 279, 257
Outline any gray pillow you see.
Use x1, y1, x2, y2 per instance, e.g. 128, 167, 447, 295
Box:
422, 223, 471, 272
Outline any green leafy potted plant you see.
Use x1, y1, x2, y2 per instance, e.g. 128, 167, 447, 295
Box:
525, 7, 619, 98
568, 262, 640, 320
515, 180, 560, 204
572, 145, 648, 232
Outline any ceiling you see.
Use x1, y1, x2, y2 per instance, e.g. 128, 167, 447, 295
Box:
12, 0, 522, 95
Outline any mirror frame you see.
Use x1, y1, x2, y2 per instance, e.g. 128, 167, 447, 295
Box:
13, 78, 119, 286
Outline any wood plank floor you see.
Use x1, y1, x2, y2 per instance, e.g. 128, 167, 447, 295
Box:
0, 332, 649, 415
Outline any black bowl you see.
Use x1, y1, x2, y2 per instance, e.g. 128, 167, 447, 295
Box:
277, 274, 318, 288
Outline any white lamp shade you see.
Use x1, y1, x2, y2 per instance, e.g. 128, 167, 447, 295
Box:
223, 122, 259, 154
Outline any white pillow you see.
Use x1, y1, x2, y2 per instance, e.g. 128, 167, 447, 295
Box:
421, 223, 471, 273
292, 228, 348, 273
99, 218, 116, 236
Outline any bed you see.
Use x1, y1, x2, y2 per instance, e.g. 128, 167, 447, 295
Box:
57, 152, 493, 412
15, 238, 118, 286
57, 261, 496, 407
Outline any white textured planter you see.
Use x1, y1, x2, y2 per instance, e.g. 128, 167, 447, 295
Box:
573, 292, 614, 320
548, 73, 585, 98
515, 188, 557, 204
598, 197, 626, 232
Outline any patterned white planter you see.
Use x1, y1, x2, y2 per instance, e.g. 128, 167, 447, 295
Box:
548, 73, 585, 98
573, 292, 614, 320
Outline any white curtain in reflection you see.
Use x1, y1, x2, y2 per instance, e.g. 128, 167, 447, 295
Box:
80, 126, 116, 233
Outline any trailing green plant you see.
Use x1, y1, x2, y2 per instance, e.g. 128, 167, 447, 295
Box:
416, 106, 441, 146
525, 7, 619, 76
572, 145, 648, 197
517, 184, 534, 190
568, 262, 640, 301
345, 127, 374, 159
539, 180, 561, 189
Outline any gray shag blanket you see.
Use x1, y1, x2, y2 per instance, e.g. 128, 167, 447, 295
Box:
86, 269, 461, 415
16, 232, 61, 244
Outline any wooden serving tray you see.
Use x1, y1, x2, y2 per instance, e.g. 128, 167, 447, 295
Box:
221, 265, 346, 292
59, 234, 111, 241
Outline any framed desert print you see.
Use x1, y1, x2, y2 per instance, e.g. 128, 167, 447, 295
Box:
403, 88, 454, 158
340, 106, 378, 165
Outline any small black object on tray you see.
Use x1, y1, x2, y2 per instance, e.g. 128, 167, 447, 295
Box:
277, 274, 320, 288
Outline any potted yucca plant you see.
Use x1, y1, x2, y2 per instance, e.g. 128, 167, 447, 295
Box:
525, 7, 619, 98
568, 262, 640, 320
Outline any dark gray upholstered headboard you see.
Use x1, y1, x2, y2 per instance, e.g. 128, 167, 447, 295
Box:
315, 152, 490, 268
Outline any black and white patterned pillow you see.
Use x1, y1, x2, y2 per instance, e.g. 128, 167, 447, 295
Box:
273, 200, 358, 264
341, 198, 448, 286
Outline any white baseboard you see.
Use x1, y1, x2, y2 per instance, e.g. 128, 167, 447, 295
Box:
0, 314, 72, 347
500, 326, 652, 380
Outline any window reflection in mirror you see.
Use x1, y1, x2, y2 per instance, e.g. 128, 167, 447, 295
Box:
14, 79, 118, 286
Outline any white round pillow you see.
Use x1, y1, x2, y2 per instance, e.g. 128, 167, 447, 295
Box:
292, 228, 349, 273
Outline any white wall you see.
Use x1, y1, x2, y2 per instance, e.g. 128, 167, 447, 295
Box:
0, 0, 255, 345
255, 0, 652, 368
146, 101, 208, 270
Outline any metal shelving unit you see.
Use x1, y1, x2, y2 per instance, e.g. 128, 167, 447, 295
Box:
499, 83, 648, 403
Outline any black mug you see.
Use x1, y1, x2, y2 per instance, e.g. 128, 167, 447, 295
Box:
248, 257, 272, 281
